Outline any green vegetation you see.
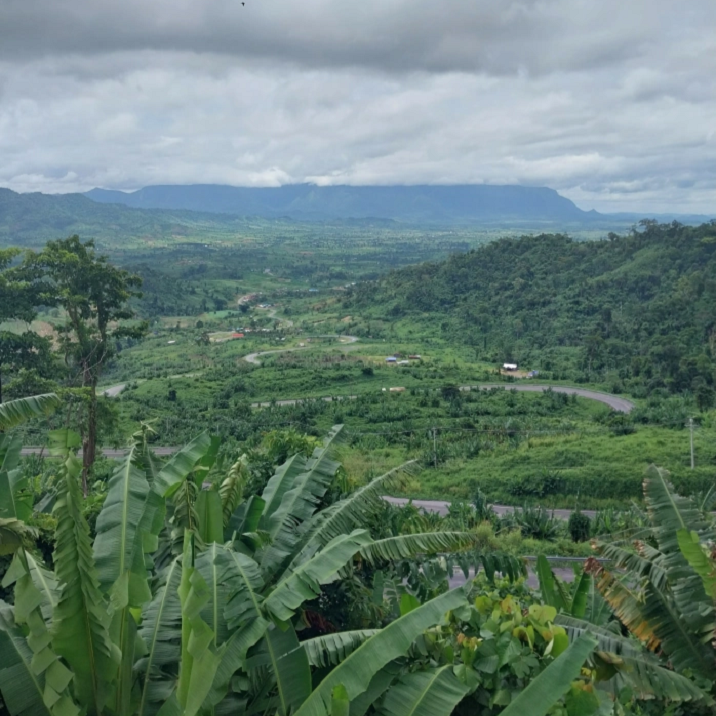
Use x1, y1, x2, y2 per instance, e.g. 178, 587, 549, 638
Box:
1, 397, 715, 715
345, 220, 716, 399
3, 222, 715, 511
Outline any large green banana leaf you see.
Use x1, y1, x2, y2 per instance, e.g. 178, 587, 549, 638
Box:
358, 532, 478, 564
289, 462, 414, 570
379, 665, 469, 716
499, 634, 597, 716
265, 530, 372, 621
294, 588, 468, 716
0, 600, 70, 716
300, 631, 381, 668
50, 438, 120, 715
136, 559, 183, 716
93, 446, 152, 603
0, 393, 60, 430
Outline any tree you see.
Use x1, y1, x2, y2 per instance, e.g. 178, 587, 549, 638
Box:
0, 249, 55, 404
27, 236, 146, 491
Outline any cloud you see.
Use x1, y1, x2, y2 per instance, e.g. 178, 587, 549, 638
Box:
0, 0, 714, 213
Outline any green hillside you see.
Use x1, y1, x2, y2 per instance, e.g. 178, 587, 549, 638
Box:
344, 221, 716, 399
0, 187, 256, 247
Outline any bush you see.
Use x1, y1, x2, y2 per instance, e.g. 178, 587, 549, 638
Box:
567, 510, 591, 542
514, 505, 561, 541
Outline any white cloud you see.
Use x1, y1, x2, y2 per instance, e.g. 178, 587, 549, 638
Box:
0, 0, 714, 213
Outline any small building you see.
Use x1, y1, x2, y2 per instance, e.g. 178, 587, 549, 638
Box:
386, 356, 397, 363
527, 370, 539, 378
396, 360, 409, 365
389, 387, 406, 392
503, 363, 518, 371
408, 354, 422, 360
231, 333, 244, 339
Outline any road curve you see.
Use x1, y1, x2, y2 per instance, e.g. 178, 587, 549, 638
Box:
103, 384, 127, 397
464, 384, 634, 413
249, 383, 633, 412
244, 335, 358, 366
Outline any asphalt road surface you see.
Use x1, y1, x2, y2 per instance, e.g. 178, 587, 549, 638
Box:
382, 496, 596, 520
244, 334, 359, 365
249, 383, 633, 412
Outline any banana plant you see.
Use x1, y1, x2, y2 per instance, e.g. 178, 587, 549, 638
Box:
576, 465, 716, 705
0, 421, 511, 716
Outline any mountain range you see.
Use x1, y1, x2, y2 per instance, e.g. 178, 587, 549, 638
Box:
0, 184, 712, 248
85, 183, 598, 224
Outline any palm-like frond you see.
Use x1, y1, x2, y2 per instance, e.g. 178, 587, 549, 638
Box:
293, 588, 468, 716
265, 530, 372, 621
197, 543, 234, 647
261, 427, 344, 576
260, 454, 309, 519
216, 546, 266, 629
557, 615, 709, 703
379, 665, 469, 716
590, 561, 714, 677
151, 432, 214, 498
595, 541, 668, 592
0, 548, 79, 716
358, 532, 479, 565
643, 467, 716, 645
245, 623, 312, 716
0, 394, 60, 430
288, 462, 415, 571
24, 551, 59, 623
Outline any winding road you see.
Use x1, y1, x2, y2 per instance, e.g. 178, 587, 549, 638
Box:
248, 383, 633, 412
244, 334, 359, 366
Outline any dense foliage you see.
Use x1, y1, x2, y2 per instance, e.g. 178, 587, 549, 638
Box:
346, 221, 716, 399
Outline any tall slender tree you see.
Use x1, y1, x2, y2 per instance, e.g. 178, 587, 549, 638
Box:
28, 236, 146, 491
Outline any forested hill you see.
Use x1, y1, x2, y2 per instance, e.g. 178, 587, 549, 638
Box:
0, 187, 251, 247
344, 221, 716, 397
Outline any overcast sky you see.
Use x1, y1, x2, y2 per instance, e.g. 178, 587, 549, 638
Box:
1, 0, 715, 213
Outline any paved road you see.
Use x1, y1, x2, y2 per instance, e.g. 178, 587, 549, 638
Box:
20, 446, 178, 458
382, 496, 596, 520
467, 384, 633, 413
449, 564, 576, 589
248, 383, 633, 413
244, 335, 359, 366
103, 384, 126, 397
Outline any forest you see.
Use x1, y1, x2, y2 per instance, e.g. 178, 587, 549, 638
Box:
345, 220, 716, 400
1, 221, 716, 714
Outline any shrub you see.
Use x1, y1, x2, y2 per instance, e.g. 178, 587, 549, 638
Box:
514, 505, 561, 541
567, 510, 591, 542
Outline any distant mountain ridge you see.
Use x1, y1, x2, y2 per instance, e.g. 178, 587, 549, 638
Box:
85, 183, 597, 224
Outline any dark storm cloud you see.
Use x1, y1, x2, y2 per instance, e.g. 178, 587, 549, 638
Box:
0, 0, 692, 75
0, 0, 714, 213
